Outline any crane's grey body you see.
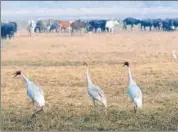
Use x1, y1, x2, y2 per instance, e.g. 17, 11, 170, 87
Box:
128, 78, 142, 108
85, 67, 107, 108
14, 71, 45, 118
22, 74, 45, 107
127, 65, 143, 112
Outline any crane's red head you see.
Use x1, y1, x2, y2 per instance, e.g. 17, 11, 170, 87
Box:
13, 71, 21, 78
123, 61, 129, 67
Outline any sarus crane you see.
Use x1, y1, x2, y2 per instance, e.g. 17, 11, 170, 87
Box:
13, 71, 45, 118
83, 62, 107, 116
123, 62, 143, 114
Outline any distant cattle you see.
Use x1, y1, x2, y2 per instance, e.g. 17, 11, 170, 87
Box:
152, 19, 163, 31
35, 20, 46, 32
34, 20, 51, 33
88, 20, 107, 33
9, 22, 17, 33
1, 22, 17, 39
162, 19, 175, 31
49, 23, 60, 33
105, 19, 121, 33
27, 20, 36, 37
123, 17, 140, 30
71, 20, 88, 35
58, 20, 72, 33
172, 18, 178, 30
140, 19, 153, 31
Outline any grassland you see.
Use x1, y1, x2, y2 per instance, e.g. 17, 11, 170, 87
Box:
1, 30, 178, 131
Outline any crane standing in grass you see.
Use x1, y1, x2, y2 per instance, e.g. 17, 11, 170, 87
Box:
172, 50, 177, 61
13, 71, 45, 118
83, 62, 107, 116
123, 62, 143, 114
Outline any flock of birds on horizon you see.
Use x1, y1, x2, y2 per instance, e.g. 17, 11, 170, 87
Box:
13, 49, 177, 119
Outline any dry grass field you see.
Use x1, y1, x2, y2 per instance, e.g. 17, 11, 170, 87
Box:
1, 30, 178, 131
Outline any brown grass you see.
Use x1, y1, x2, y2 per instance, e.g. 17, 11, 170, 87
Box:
1, 31, 178, 130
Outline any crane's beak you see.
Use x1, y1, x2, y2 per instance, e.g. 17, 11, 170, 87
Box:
13, 73, 17, 78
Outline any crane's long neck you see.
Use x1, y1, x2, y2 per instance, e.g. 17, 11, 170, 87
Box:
128, 67, 135, 85
21, 73, 29, 83
86, 67, 92, 86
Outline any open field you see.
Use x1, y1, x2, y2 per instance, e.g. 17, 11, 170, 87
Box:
1, 31, 178, 131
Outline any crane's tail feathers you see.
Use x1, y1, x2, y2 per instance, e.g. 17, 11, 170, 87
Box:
134, 105, 137, 114
102, 98, 107, 108
134, 98, 142, 109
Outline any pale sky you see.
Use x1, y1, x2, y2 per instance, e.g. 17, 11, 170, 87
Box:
1, 1, 178, 21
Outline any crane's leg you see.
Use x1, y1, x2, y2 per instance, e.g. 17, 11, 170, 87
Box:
31, 100, 36, 112
93, 99, 96, 107
92, 99, 97, 120
32, 100, 35, 106
28, 100, 35, 110
104, 107, 108, 117
134, 105, 136, 114
31, 106, 44, 119
133, 102, 137, 114
101, 102, 108, 117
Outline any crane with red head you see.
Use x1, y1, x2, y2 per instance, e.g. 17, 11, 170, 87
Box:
13, 70, 45, 118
